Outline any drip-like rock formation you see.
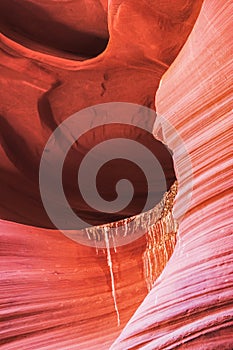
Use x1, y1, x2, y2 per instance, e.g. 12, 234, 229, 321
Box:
0, 185, 177, 349
111, 1, 233, 348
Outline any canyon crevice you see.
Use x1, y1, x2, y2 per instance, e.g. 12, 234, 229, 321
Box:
0, 0, 232, 349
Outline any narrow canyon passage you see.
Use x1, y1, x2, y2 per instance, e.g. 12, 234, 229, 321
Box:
1, 0, 232, 349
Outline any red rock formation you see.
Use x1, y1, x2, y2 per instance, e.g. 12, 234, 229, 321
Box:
0, 0, 202, 228
1, 0, 231, 349
1, 0, 201, 347
0, 188, 177, 349
111, 1, 233, 348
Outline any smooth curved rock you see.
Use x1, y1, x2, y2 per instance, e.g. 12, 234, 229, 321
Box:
0, 0, 109, 59
111, 1, 233, 348
1, 0, 229, 349
0, 1, 202, 228
0, 186, 177, 349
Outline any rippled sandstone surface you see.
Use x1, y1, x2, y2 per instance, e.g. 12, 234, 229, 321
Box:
1, 0, 232, 349
111, 0, 233, 348
0, 0, 202, 347
0, 187, 178, 349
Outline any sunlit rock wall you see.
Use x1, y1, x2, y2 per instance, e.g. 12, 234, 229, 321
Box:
1, 0, 232, 349
111, 1, 233, 348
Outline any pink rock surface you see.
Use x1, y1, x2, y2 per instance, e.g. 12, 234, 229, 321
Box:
0, 198, 177, 349
111, 1, 233, 348
1, 1, 200, 348
1, 0, 232, 349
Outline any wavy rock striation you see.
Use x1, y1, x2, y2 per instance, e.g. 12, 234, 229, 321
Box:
111, 1, 233, 348
0, 185, 177, 349
1, 0, 229, 349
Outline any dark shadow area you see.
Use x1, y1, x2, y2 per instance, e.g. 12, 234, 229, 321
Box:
0, 0, 109, 59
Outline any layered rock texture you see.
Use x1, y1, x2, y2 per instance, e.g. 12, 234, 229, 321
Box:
0, 0, 203, 228
0, 0, 232, 349
0, 187, 177, 349
111, 1, 233, 348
